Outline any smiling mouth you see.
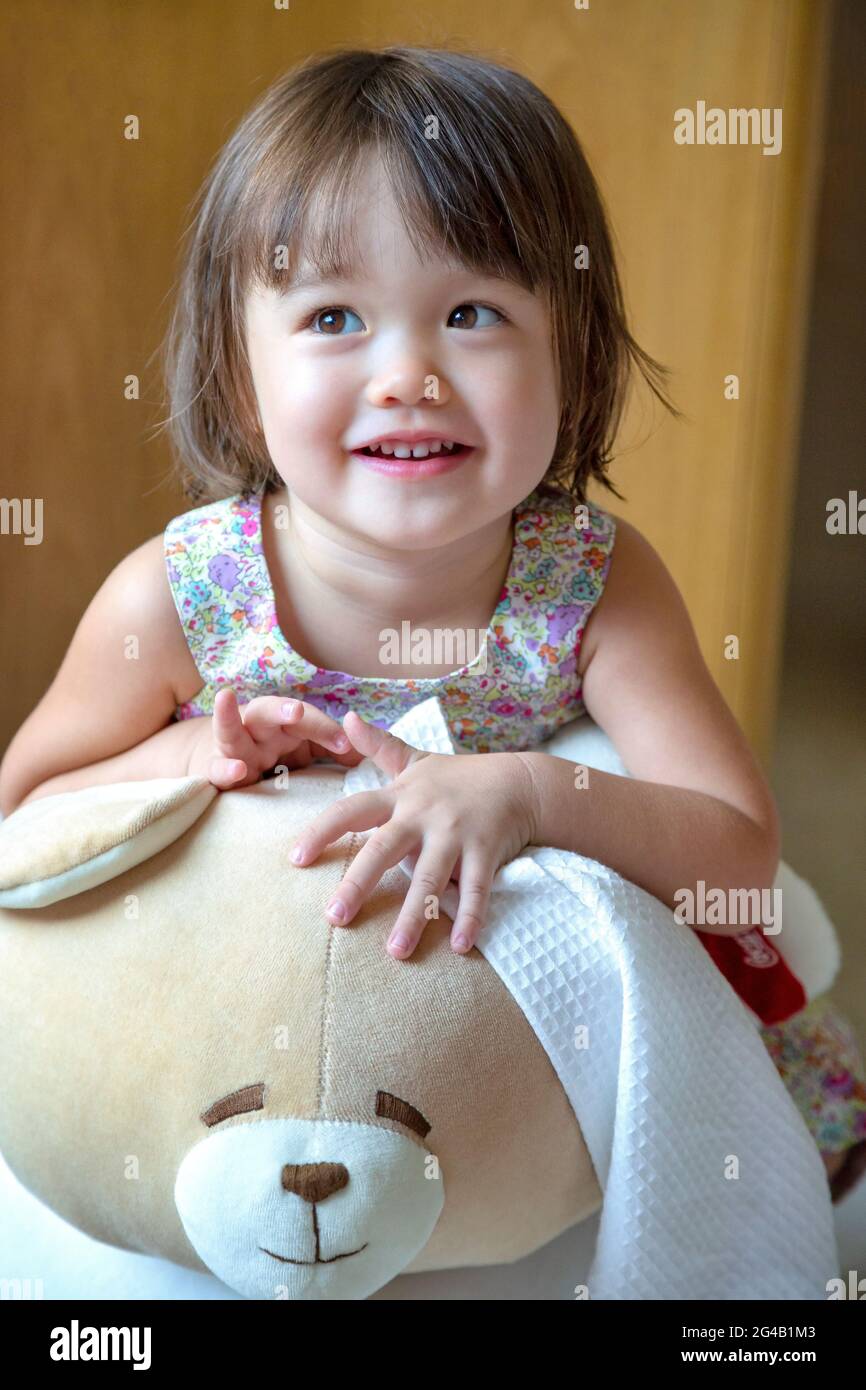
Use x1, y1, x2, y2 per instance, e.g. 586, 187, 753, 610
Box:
355, 442, 473, 460
259, 1241, 369, 1265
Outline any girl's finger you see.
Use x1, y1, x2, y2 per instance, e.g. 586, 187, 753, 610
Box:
447, 847, 497, 954
242, 697, 353, 754
290, 790, 394, 867
340, 710, 419, 778
386, 842, 460, 959
323, 823, 421, 934
213, 688, 242, 723
212, 688, 252, 755
207, 754, 248, 790
282, 701, 354, 752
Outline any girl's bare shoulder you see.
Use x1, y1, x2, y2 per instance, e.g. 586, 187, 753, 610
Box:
133, 532, 205, 705
577, 515, 668, 676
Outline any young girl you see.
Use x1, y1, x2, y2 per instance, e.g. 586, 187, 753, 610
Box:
2, 45, 864, 1203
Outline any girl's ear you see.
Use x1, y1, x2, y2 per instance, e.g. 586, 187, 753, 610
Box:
0, 777, 217, 909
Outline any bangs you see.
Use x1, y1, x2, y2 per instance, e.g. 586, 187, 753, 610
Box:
233, 68, 565, 301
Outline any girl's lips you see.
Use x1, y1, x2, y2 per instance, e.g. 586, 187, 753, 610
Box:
350, 445, 474, 478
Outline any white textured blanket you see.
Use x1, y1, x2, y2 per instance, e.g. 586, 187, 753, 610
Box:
344, 697, 838, 1300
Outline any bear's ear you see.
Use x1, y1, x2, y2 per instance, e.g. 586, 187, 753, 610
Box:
0, 777, 217, 909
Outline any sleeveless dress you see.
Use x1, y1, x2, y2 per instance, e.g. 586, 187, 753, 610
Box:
164, 484, 866, 1199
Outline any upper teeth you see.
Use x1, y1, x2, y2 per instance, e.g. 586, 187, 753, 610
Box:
365, 439, 458, 458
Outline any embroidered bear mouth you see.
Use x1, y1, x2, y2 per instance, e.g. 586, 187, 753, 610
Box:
259, 1241, 369, 1264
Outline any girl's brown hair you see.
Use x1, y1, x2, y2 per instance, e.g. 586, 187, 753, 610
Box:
156, 44, 679, 507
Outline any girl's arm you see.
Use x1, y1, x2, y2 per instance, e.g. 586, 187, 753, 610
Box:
8, 717, 208, 809
0, 534, 205, 816
517, 518, 781, 936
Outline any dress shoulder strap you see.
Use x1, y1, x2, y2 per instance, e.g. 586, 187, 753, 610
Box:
163, 490, 265, 684
523, 484, 617, 622
572, 494, 618, 611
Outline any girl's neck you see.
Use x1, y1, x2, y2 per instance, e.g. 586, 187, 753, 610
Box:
264, 485, 516, 631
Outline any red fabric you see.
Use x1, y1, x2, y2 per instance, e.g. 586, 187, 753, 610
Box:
695, 928, 807, 1025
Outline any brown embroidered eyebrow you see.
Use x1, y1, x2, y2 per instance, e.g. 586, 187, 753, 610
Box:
375, 1090, 431, 1139
201, 1083, 266, 1127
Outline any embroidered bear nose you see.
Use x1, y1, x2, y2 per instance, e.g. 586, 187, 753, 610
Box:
281, 1162, 349, 1204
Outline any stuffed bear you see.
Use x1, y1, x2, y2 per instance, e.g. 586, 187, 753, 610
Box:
0, 762, 603, 1301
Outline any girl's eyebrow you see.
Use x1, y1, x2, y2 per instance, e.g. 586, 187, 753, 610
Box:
283, 269, 357, 295
281, 267, 520, 297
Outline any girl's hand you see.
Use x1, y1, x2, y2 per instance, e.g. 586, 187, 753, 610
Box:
186, 689, 365, 790
289, 711, 540, 959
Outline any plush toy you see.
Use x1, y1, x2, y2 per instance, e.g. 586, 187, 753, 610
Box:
0, 761, 603, 1301
0, 703, 842, 1301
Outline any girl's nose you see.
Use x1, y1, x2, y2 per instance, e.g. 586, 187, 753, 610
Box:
365, 362, 452, 409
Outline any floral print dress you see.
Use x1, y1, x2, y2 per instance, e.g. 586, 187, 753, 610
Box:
164, 483, 866, 1200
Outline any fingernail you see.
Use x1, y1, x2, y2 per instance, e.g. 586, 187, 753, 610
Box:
389, 934, 409, 954
282, 700, 298, 717
333, 735, 350, 750
291, 846, 304, 864
326, 900, 346, 922
452, 935, 469, 952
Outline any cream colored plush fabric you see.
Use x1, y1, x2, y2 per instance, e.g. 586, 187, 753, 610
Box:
0, 778, 218, 908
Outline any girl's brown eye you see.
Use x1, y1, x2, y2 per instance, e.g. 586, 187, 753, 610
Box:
315, 309, 345, 334
449, 304, 478, 329
447, 303, 503, 330
310, 307, 364, 335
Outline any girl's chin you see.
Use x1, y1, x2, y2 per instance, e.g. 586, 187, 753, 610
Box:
337, 501, 482, 552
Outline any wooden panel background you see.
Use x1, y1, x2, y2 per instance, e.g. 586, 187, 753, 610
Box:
0, 0, 831, 764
